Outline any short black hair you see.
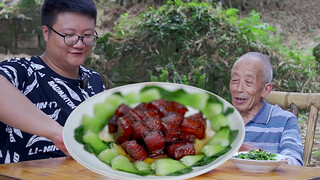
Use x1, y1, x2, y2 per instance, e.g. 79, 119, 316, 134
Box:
41, 0, 97, 27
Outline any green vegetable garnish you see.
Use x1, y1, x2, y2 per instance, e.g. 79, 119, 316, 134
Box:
235, 149, 277, 160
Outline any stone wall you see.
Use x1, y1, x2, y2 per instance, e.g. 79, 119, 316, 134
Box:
0, 0, 215, 56
0, 18, 44, 55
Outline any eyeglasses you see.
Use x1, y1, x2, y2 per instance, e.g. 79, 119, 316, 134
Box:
47, 26, 98, 46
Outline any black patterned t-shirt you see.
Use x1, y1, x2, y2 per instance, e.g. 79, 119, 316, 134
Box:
0, 56, 105, 164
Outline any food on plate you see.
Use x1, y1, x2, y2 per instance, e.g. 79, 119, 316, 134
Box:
74, 85, 239, 176
234, 149, 277, 160
109, 99, 206, 160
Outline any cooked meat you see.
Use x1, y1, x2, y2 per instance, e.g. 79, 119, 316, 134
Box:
114, 116, 134, 144
161, 112, 184, 125
149, 99, 175, 116
171, 101, 188, 116
161, 122, 180, 143
108, 114, 118, 133
121, 140, 148, 161
143, 130, 165, 157
181, 112, 206, 139
109, 99, 207, 161
166, 141, 195, 160
132, 121, 150, 139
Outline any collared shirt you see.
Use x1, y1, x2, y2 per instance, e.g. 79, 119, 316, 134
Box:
0, 56, 105, 164
244, 100, 304, 166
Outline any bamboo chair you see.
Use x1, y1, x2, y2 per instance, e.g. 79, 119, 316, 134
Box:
265, 91, 320, 166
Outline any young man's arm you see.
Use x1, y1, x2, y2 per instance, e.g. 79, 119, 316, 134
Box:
0, 76, 69, 156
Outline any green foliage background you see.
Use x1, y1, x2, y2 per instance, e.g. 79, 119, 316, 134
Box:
89, 0, 319, 102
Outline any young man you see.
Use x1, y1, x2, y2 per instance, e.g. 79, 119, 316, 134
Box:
229, 52, 303, 166
0, 0, 105, 163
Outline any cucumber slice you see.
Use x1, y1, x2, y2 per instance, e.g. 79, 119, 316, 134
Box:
93, 102, 116, 125
140, 88, 161, 103
174, 93, 209, 110
111, 155, 139, 174
180, 154, 205, 167
134, 161, 153, 172
207, 126, 230, 146
82, 114, 102, 133
209, 114, 230, 131
104, 94, 125, 107
124, 91, 140, 105
201, 144, 227, 157
98, 149, 118, 165
151, 158, 189, 176
83, 130, 108, 154
202, 102, 223, 118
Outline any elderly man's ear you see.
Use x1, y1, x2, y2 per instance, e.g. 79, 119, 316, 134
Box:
262, 83, 273, 98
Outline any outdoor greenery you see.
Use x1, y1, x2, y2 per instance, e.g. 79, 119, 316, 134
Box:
0, 0, 41, 19
90, 0, 319, 102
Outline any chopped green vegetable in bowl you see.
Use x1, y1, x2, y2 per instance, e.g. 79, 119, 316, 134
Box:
230, 149, 288, 172
235, 149, 277, 161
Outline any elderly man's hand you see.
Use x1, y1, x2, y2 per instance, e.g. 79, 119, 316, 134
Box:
239, 143, 256, 151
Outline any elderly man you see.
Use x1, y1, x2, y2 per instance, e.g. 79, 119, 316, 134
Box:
229, 52, 303, 166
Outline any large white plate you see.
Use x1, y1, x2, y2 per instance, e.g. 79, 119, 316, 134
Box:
63, 82, 245, 180
230, 151, 288, 173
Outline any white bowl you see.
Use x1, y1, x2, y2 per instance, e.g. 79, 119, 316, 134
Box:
230, 151, 288, 173
63, 82, 245, 179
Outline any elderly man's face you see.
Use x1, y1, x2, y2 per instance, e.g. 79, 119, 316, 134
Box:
229, 57, 266, 115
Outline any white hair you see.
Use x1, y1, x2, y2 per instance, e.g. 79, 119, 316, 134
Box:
237, 52, 273, 84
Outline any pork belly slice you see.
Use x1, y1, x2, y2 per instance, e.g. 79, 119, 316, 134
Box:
161, 122, 180, 143
115, 104, 131, 117
114, 116, 134, 144
180, 112, 206, 139
108, 104, 141, 133
143, 130, 165, 157
148, 99, 176, 116
161, 112, 184, 125
108, 104, 130, 133
132, 121, 150, 139
108, 114, 118, 133
171, 101, 188, 117
178, 132, 195, 143
144, 117, 162, 131
142, 109, 161, 121
166, 141, 195, 160
133, 103, 150, 118
121, 140, 148, 161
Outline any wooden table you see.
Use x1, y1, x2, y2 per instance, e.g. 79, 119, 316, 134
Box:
0, 157, 319, 180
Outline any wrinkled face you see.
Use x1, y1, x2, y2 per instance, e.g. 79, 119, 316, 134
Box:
229, 57, 266, 115
43, 12, 96, 70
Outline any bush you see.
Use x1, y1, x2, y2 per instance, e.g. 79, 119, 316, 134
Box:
88, 0, 319, 101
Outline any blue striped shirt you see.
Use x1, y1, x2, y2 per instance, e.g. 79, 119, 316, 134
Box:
244, 101, 303, 166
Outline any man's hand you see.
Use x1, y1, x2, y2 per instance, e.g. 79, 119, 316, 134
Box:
239, 143, 256, 151
50, 126, 71, 157
52, 134, 71, 157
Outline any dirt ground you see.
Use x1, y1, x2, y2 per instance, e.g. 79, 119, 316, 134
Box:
239, 0, 320, 50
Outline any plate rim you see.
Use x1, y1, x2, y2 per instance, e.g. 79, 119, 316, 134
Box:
63, 82, 245, 179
